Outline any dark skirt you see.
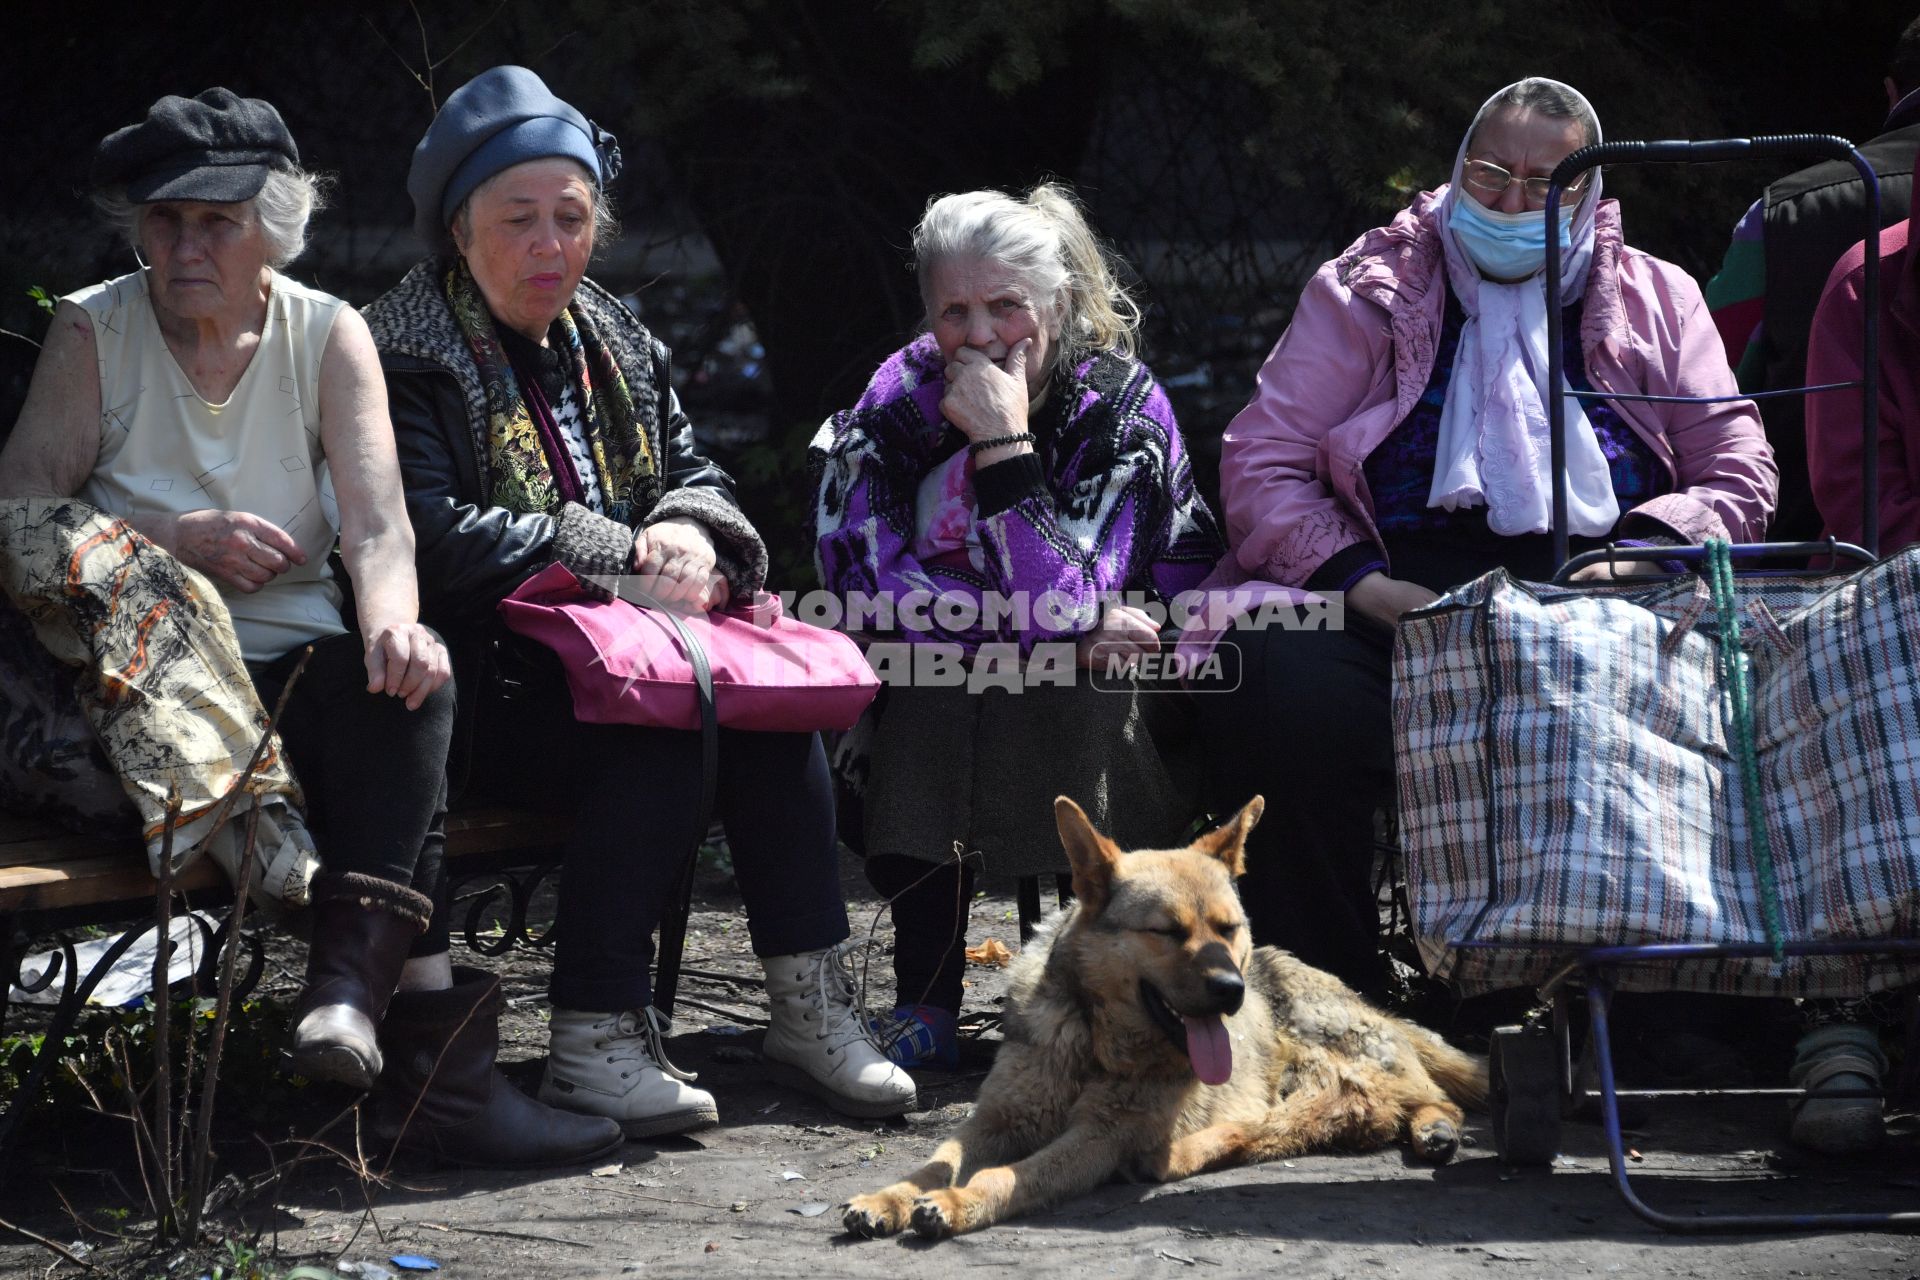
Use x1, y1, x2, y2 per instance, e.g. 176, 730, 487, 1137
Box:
860, 674, 1203, 877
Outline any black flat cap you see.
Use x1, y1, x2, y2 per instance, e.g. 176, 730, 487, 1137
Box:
92, 88, 299, 203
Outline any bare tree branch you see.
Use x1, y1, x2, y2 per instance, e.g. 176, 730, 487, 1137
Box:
362, 15, 434, 104
429, 0, 512, 71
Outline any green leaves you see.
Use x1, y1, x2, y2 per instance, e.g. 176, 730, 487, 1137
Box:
2, 995, 294, 1127
895, 0, 1092, 94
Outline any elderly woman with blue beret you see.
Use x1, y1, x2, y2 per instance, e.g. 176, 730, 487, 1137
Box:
362, 66, 916, 1139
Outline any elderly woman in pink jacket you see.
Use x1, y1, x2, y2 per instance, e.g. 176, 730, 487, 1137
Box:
1193, 78, 1775, 1000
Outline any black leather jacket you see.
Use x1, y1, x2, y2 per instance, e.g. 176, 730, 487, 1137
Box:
364, 258, 767, 636
362, 259, 769, 781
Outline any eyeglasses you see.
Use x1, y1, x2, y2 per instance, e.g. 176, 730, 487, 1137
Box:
1463, 158, 1591, 207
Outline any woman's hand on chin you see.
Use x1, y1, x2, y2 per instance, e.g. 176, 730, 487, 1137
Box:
364, 622, 452, 711
161, 508, 307, 593
631, 516, 727, 612
941, 339, 1034, 443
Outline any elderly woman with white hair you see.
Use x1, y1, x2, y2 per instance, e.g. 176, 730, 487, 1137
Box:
0, 88, 622, 1169
810, 183, 1224, 1067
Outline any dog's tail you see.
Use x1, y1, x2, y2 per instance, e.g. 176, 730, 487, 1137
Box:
1415, 1032, 1489, 1111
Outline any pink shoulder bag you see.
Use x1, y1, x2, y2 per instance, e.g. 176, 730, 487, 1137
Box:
496, 562, 878, 733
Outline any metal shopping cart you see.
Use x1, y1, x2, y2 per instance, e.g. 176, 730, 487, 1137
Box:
1394, 136, 1920, 1233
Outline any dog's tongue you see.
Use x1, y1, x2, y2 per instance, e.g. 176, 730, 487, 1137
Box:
1182, 1013, 1233, 1085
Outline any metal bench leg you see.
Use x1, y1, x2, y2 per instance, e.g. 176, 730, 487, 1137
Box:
1016, 875, 1075, 944
1017, 876, 1042, 943
0, 915, 20, 1044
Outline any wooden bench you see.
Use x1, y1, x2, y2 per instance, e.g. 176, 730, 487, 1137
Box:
0, 803, 638, 1157
0, 806, 562, 927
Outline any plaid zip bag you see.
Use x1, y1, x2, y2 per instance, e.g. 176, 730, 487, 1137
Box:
1393, 547, 1920, 996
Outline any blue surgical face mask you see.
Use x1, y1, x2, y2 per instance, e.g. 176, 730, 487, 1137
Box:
1449, 195, 1576, 281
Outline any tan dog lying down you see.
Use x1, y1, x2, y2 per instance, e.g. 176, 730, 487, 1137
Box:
844, 795, 1487, 1239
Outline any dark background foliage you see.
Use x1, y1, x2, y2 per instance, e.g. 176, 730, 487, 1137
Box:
3, 0, 1913, 583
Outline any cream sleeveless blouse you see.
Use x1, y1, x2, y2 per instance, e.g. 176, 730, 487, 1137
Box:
66, 270, 349, 663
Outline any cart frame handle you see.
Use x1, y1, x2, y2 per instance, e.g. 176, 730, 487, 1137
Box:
1541, 136, 1881, 568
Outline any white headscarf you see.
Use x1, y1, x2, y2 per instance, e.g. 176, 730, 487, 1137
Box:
1429, 78, 1618, 537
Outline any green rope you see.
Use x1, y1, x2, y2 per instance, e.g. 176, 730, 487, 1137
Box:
1704, 538, 1786, 964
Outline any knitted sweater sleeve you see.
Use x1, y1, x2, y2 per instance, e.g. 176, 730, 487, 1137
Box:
969, 359, 1190, 652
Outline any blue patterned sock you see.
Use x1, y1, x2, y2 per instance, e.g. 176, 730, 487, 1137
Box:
868, 1003, 960, 1068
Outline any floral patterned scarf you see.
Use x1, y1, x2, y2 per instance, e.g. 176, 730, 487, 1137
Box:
444, 259, 656, 522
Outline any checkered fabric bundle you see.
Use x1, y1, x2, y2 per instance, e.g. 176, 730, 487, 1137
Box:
1394, 548, 1920, 996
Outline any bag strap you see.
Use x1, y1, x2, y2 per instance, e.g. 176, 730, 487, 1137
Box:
1706, 539, 1787, 965
614, 584, 718, 1024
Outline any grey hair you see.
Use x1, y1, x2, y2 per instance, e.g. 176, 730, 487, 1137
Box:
912, 181, 1141, 365
1469, 77, 1600, 152
93, 167, 330, 269
447, 159, 620, 258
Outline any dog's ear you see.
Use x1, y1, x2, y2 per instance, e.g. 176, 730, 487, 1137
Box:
1190, 795, 1264, 876
1055, 795, 1121, 908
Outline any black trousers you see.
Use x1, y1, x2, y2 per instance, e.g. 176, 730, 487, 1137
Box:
470, 676, 849, 1013
1193, 615, 1395, 997
250, 631, 456, 957
864, 853, 978, 1015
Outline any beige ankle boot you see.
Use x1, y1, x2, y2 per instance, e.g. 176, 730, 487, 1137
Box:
761, 942, 917, 1119
539, 1006, 719, 1138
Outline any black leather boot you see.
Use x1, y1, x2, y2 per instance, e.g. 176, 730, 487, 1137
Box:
371, 966, 625, 1168
288, 872, 434, 1090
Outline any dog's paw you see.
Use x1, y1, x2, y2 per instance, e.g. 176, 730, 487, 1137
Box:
909, 1189, 968, 1239
840, 1189, 906, 1243
843, 1189, 912, 1237
1410, 1116, 1461, 1165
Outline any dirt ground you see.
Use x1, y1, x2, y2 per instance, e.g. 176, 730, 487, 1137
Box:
4, 856, 1919, 1280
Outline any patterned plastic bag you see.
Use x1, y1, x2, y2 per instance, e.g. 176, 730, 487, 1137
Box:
1394, 549, 1920, 995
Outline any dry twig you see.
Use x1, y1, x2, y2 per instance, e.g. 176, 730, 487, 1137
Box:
182, 800, 258, 1240
181, 645, 311, 1239
151, 786, 181, 1228
675, 966, 765, 991
593, 1187, 741, 1213
413, 1220, 593, 1249
671, 995, 769, 1027
103, 1028, 163, 1231
0, 1216, 97, 1271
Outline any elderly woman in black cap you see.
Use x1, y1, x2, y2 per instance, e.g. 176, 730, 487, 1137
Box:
0, 88, 621, 1168
363, 65, 916, 1138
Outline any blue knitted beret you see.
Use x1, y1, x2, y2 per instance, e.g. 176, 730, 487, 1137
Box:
406, 65, 620, 247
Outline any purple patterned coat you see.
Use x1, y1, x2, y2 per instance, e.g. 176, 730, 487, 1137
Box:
809, 335, 1224, 655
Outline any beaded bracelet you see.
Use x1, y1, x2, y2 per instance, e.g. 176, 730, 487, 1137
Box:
966, 433, 1035, 457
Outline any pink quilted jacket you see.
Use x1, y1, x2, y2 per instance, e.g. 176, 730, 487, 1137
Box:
1201, 188, 1776, 599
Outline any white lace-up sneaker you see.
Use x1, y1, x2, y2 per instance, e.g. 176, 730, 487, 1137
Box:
538, 1006, 719, 1138
761, 942, 918, 1118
